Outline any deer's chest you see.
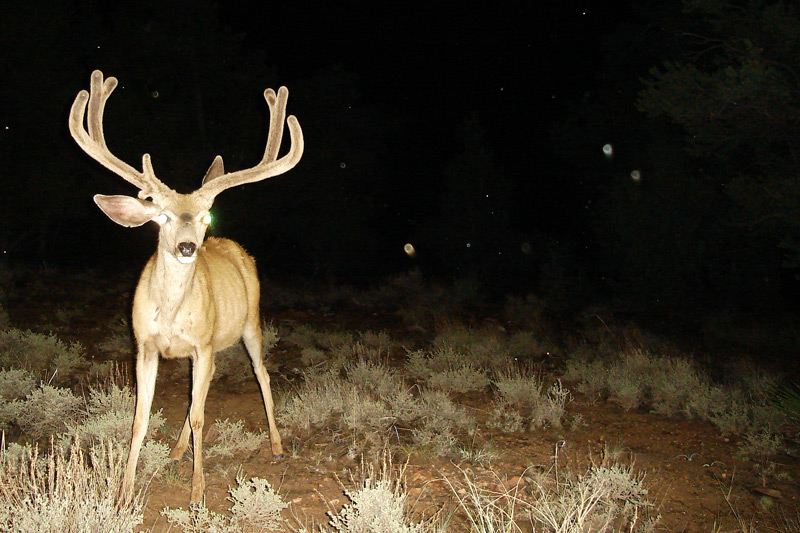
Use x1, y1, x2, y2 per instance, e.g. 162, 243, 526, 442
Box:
140, 304, 209, 359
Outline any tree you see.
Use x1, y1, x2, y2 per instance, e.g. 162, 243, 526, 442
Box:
637, 0, 800, 279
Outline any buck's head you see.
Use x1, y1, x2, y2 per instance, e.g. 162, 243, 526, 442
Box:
94, 191, 215, 265
71, 70, 303, 264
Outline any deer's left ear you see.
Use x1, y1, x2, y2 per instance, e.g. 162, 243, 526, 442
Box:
94, 194, 160, 227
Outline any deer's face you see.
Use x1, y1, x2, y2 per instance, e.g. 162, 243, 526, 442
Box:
93, 191, 214, 264
154, 193, 214, 264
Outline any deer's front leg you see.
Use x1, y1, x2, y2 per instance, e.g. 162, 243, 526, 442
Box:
121, 344, 159, 501
188, 349, 215, 503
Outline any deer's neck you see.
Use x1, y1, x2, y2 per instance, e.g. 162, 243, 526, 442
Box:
149, 248, 197, 321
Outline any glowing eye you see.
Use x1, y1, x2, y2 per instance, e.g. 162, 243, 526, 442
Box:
157, 213, 169, 224
201, 213, 212, 225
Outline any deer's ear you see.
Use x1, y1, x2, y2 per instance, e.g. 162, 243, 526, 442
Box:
94, 194, 160, 228
201, 155, 225, 186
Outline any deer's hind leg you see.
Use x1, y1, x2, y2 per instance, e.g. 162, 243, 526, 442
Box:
243, 320, 283, 458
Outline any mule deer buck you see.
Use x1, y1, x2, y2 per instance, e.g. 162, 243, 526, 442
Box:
69, 70, 303, 502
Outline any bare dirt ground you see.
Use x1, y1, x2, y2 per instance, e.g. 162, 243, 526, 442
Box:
5, 269, 800, 531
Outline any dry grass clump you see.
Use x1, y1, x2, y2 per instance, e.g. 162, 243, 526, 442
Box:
406, 348, 490, 393
60, 383, 166, 452
0, 440, 145, 532
279, 362, 475, 456
564, 347, 784, 434
447, 449, 657, 532
326, 458, 423, 533
206, 418, 269, 459
489, 369, 572, 432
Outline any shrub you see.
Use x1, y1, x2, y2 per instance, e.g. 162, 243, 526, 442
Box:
406, 347, 490, 393
0, 329, 88, 384
490, 371, 571, 431
228, 476, 288, 530
206, 419, 268, 459
345, 359, 401, 399
0, 368, 37, 401
97, 316, 134, 358
162, 475, 288, 532
6, 385, 82, 440
61, 384, 166, 450
531, 380, 571, 429
161, 504, 238, 533
428, 366, 490, 393
327, 460, 422, 533
493, 368, 543, 408
0, 441, 145, 532
278, 368, 347, 431
487, 401, 525, 432
448, 452, 657, 532
409, 389, 475, 455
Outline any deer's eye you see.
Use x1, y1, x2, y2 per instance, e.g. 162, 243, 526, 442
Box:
201, 213, 212, 225
157, 213, 170, 225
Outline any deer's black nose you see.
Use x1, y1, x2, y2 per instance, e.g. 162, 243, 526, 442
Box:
178, 242, 196, 257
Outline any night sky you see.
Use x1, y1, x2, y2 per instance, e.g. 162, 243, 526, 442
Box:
3, 0, 798, 314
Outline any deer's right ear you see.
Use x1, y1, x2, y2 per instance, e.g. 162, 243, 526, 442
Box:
201, 155, 225, 186
94, 194, 161, 228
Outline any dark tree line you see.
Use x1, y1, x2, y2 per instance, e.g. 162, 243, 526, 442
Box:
548, 0, 800, 313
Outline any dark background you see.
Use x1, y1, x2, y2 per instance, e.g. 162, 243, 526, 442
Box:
2, 0, 800, 317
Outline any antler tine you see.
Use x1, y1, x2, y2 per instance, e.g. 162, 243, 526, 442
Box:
261, 87, 287, 165
198, 86, 304, 200
69, 70, 170, 202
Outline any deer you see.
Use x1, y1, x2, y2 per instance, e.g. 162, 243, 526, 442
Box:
69, 70, 303, 503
